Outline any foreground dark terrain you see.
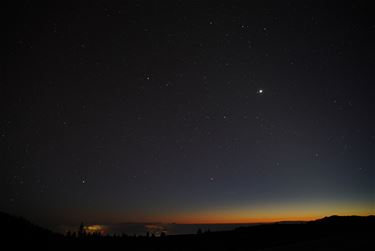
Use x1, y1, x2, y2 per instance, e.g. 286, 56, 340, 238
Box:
1, 212, 374, 250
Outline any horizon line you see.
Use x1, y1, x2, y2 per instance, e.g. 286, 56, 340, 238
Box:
79, 214, 374, 226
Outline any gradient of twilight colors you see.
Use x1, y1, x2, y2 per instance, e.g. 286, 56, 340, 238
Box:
2, 1, 374, 228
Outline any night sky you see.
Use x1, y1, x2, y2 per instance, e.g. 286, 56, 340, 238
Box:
2, 1, 374, 228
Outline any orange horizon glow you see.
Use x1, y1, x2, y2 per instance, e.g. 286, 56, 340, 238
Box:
98, 213, 374, 225
119, 212, 375, 225
149, 213, 374, 224
160, 216, 321, 224
82, 200, 374, 225
123, 202, 374, 224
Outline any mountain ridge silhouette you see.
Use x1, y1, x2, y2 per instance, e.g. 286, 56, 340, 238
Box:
1, 211, 373, 250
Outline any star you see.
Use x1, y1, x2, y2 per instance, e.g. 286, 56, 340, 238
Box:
257, 89, 264, 94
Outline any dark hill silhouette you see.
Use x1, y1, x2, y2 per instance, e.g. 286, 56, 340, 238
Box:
0, 211, 374, 250
0, 211, 62, 241
312, 214, 375, 225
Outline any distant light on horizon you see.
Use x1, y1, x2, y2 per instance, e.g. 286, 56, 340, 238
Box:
85, 225, 105, 234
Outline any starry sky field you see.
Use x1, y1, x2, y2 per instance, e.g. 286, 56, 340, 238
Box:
2, 1, 374, 228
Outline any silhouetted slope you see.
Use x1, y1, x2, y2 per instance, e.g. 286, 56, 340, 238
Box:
230, 215, 375, 251
312, 215, 375, 225
0, 211, 62, 241
0, 212, 373, 250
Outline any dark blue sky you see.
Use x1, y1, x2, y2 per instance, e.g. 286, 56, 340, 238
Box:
2, 1, 374, 227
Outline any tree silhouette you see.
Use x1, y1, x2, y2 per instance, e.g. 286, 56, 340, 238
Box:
78, 222, 86, 238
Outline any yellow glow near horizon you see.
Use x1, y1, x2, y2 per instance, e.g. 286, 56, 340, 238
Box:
85, 225, 105, 233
